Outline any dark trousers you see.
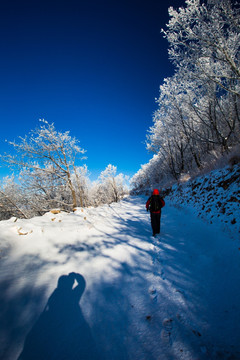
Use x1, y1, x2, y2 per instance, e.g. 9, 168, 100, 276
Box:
150, 212, 161, 235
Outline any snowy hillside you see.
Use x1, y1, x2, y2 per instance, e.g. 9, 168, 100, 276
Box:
166, 164, 240, 238
0, 196, 240, 360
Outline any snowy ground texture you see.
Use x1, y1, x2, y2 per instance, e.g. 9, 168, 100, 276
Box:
0, 195, 240, 360
167, 164, 240, 238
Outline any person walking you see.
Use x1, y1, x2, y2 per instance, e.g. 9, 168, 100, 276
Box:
146, 189, 165, 237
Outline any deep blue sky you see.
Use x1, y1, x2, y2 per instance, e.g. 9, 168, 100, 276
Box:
0, 0, 185, 180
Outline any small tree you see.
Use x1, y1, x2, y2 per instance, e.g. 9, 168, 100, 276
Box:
1, 120, 86, 211
92, 164, 128, 206
72, 165, 91, 208
0, 175, 28, 220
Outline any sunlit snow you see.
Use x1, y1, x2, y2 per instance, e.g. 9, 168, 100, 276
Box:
0, 196, 239, 359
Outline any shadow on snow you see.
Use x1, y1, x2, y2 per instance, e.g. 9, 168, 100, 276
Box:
1, 197, 238, 359
17, 272, 101, 360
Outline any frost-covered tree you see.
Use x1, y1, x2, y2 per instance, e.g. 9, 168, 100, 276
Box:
0, 175, 28, 220
130, 154, 175, 195
133, 0, 240, 193
0, 123, 130, 218
18, 165, 70, 215
1, 120, 86, 211
91, 165, 128, 206
147, 74, 204, 177
164, 0, 240, 97
72, 165, 91, 208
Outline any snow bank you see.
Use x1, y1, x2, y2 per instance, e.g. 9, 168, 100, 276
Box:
167, 164, 240, 239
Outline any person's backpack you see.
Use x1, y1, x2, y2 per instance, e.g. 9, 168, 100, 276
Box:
150, 195, 162, 212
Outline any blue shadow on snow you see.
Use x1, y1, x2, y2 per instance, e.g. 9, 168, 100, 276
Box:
17, 272, 101, 360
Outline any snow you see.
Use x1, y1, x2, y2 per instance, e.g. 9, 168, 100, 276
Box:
167, 165, 240, 238
0, 196, 240, 359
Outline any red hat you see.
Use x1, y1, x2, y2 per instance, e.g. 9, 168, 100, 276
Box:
153, 189, 159, 195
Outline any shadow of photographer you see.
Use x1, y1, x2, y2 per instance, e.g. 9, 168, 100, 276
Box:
18, 272, 100, 360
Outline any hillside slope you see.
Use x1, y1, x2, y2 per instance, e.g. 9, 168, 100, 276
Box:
166, 164, 240, 238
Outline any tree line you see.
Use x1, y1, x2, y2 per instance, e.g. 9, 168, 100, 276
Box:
0, 120, 128, 220
131, 0, 240, 194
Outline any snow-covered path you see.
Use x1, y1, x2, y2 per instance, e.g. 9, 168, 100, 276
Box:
0, 196, 240, 360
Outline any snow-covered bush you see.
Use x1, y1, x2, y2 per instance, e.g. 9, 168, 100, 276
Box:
0, 175, 28, 220
90, 165, 129, 206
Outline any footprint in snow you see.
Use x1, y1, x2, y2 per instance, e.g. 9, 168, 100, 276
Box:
148, 286, 157, 302
176, 313, 187, 326
151, 250, 160, 264
152, 260, 165, 280
163, 318, 173, 332
151, 255, 157, 266
151, 243, 166, 280
160, 268, 165, 280
173, 287, 187, 303
161, 318, 173, 346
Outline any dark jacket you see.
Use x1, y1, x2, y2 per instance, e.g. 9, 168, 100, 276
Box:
146, 195, 165, 214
